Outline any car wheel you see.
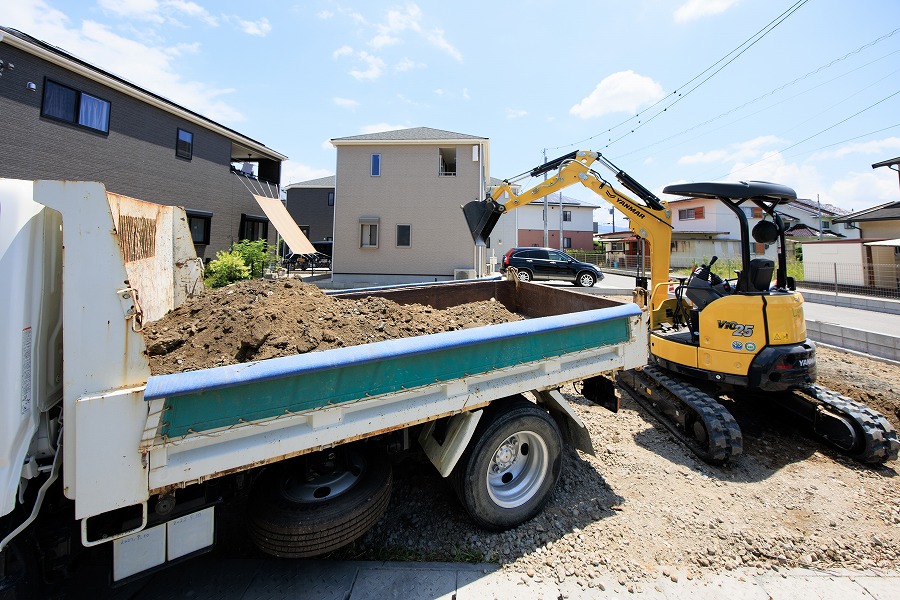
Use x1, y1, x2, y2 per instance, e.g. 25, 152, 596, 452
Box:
451, 396, 562, 531
575, 271, 597, 287
516, 269, 532, 282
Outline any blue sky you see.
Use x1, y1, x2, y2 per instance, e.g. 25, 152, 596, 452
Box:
7, 0, 900, 225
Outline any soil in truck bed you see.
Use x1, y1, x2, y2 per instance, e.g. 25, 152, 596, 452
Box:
142, 279, 524, 375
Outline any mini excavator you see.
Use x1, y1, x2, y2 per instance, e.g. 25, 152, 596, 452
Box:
463, 150, 899, 465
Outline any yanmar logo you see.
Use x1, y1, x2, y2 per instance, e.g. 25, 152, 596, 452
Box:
610, 194, 646, 219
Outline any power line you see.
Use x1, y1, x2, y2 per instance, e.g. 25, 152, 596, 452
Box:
547, 0, 810, 152
713, 89, 900, 180
616, 31, 900, 160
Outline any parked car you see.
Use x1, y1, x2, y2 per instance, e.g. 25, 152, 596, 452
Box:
284, 241, 333, 271
501, 247, 604, 287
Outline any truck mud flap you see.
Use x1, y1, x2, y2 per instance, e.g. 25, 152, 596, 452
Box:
534, 389, 596, 456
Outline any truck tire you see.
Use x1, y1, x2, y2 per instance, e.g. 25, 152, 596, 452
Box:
451, 396, 562, 531
247, 447, 392, 558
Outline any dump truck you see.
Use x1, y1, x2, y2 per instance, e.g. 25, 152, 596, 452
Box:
0, 179, 647, 593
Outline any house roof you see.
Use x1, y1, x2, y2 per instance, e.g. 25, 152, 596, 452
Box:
784, 224, 843, 239
284, 176, 336, 190
0, 26, 287, 162
833, 201, 900, 223
517, 194, 600, 208
331, 126, 488, 144
872, 156, 900, 169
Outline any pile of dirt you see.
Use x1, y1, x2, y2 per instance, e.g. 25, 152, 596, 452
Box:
142, 279, 523, 375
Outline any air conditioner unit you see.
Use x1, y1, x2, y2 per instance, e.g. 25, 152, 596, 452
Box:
454, 268, 477, 280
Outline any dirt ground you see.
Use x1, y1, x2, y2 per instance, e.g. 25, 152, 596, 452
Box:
142, 279, 900, 584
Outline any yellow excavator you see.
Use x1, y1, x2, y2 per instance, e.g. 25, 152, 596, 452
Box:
463, 150, 899, 464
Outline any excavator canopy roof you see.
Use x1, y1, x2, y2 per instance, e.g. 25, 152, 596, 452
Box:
663, 181, 796, 203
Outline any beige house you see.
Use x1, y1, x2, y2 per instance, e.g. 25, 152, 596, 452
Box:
330, 127, 490, 285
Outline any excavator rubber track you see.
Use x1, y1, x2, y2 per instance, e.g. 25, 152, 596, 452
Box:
787, 384, 899, 464
616, 365, 743, 464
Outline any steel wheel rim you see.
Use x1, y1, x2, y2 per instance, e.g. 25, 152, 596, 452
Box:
485, 430, 549, 508
517, 271, 531, 282
280, 451, 365, 503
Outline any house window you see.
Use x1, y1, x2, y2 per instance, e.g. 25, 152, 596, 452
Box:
239, 214, 268, 241
821, 220, 831, 230
610, 242, 625, 252
439, 147, 457, 176
843, 221, 855, 230
678, 207, 705, 220
185, 210, 211, 245
563, 210, 572, 222
563, 237, 572, 249
397, 224, 411, 247
176, 128, 193, 160
742, 207, 763, 218
360, 217, 379, 248
327, 192, 334, 207
371, 154, 381, 177
41, 79, 110, 133
671, 240, 694, 253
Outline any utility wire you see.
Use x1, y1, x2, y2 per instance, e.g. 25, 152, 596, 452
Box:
713, 89, 900, 180
617, 31, 900, 159
547, 0, 810, 152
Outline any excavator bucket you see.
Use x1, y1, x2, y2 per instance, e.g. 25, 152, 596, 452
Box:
462, 199, 504, 245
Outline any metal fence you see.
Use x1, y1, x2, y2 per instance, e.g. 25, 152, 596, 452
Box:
800, 261, 900, 300
567, 252, 900, 300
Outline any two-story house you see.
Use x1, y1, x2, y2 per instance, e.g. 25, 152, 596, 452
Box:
329, 127, 490, 285
506, 194, 598, 251
0, 26, 286, 261
284, 176, 336, 245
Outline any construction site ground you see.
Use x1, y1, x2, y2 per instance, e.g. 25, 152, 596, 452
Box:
83, 278, 898, 599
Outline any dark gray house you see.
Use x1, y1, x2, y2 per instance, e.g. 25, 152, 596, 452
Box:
0, 26, 286, 260
284, 176, 336, 246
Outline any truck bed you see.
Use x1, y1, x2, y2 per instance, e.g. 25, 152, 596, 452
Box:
140, 280, 645, 492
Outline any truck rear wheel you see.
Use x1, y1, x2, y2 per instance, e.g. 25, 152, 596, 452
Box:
451, 397, 562, 531
247, 447, 392, 558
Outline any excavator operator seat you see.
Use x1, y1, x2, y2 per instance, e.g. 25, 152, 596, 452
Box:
748, 258, 774, 292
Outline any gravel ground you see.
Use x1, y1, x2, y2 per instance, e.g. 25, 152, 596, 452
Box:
142, 280, 899, 589
203, 346, 899, 592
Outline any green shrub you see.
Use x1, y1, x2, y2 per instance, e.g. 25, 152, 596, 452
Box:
205, 250, 251, 288
231, 239, 274, 277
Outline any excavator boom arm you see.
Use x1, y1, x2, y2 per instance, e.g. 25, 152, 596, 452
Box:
469, 151, 673, 311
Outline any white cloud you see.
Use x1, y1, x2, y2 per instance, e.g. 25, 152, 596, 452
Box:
224, 16, 271, 36
349, 51, 385, 80
97, 0, 218, 27
679, 135, 787, 165
809, 137, 900, 161
280, 161, 333, 186
674, 0, 740, 24
505, 108, 528, 119
317, 10, 334, 19
97, 0, 162, 22
826, 170, 900, 213
394, 57, 424, 72
367, 3, 462, 61
6, 0, 243, 123
333, 97, 360, 109
333, 45, 354, 59
570, 71, 665, 119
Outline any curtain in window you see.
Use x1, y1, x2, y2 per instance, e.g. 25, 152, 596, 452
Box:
43, 81, 77, 122
79, 93, 110, 132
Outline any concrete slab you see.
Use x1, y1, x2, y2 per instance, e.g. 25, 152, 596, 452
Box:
349, 563, 458, 600
754, 572, 873, 600
242, 560, 358, 600
853, 575, 900, 600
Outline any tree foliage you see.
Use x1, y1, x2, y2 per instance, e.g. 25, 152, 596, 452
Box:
205, 250, 251, 288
